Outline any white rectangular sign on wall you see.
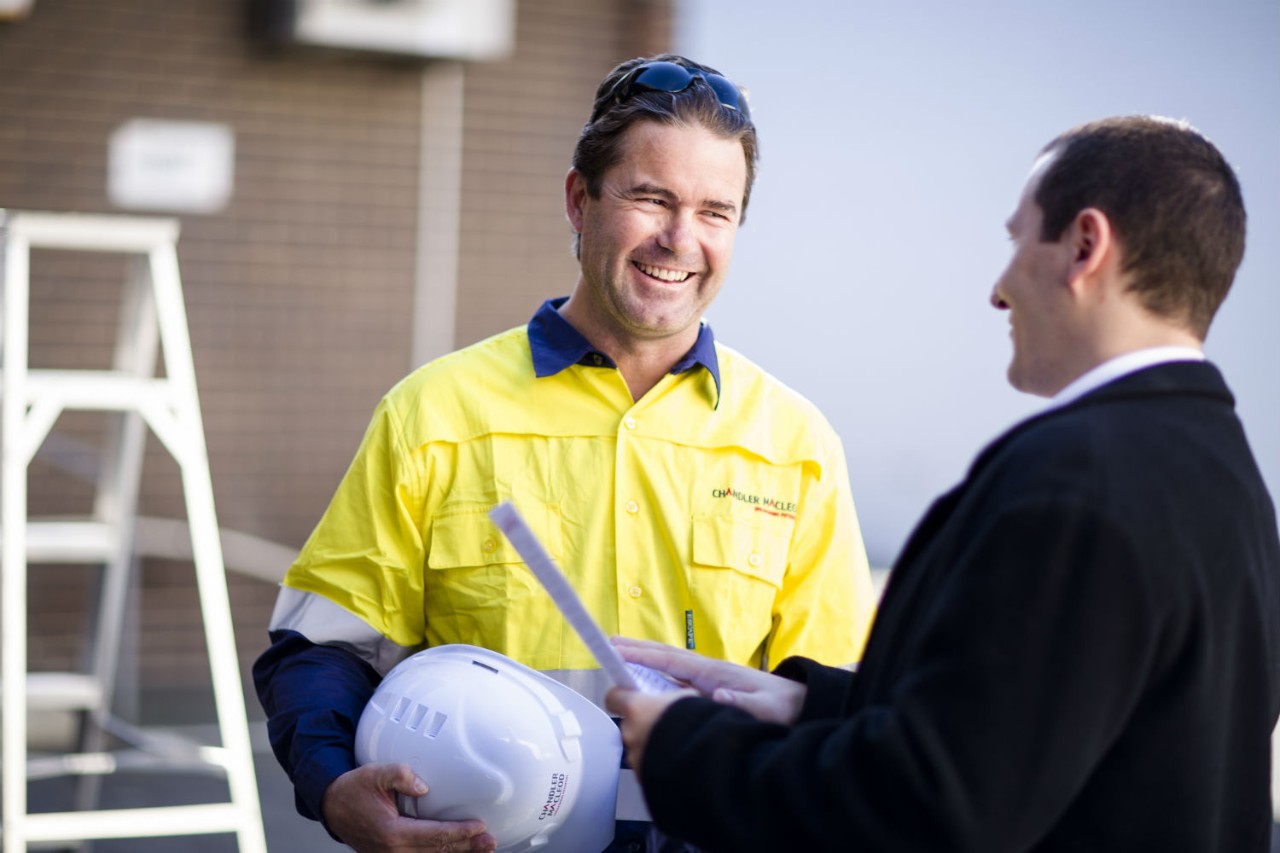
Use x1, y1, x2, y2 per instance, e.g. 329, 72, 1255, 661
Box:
108, 118, 235, 215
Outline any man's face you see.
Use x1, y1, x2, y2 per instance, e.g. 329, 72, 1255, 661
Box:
567, 120, 747, 346
990, 153, 1080, 396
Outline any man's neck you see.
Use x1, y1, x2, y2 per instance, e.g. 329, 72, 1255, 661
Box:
1090, 314, 1203, 366
613, 347, 687, 400
556, 295, 699, 401
1047, 299, 1203, 398
1048, 343, 1205, 408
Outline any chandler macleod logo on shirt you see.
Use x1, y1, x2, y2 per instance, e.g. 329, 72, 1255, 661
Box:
711, 486, 798, 519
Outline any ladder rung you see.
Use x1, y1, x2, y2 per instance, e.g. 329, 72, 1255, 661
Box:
8, 371, 176, 412
2, 210, 180, 253
19, 803, 247, 842
26, 744, 231, 781
24, 519, 119, 562
23, 672, 104, 711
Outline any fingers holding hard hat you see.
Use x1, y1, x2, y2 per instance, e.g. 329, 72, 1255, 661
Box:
612, 636, 807, 725
321, 763, 495, 853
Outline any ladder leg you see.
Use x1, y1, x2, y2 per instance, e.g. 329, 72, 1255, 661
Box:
2, 227, 33, 853
149, 244, 267, 853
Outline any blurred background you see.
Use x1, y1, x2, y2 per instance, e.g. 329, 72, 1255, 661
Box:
0, 0, 1275, 849
680, 0, 1279, 569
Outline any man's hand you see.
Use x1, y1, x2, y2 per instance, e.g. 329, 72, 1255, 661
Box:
612, 637, 808, 725
321, 763, 497, 853
605, 686, 693, 775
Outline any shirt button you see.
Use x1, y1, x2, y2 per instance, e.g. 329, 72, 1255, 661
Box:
623, 417, 637, 430
625, 500, 639, 514
748, 552, 762, 568
481, 538, 497, 553
628, 585, 643, 598
591, 353, 604, 366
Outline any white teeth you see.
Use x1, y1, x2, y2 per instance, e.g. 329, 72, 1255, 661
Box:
636, 262, 691, 283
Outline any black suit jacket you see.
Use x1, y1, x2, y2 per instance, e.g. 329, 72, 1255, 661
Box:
641, 362, 1280, 852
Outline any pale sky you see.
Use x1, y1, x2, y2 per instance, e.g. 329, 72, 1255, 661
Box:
677, 0, 1280, 566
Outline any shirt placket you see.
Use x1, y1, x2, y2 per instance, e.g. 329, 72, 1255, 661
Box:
614, 407, 647, 639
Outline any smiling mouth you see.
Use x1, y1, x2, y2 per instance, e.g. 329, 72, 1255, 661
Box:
634, 261, 692, 283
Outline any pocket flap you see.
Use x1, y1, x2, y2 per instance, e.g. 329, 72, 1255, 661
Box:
692, 514, 787, 587
428, 505, 561, 570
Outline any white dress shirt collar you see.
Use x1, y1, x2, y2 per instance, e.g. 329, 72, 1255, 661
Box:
1050, 346, 1206, 409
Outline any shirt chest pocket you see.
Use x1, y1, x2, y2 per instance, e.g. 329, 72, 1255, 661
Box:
423, 506, 567, 668
688, 514, 790, 653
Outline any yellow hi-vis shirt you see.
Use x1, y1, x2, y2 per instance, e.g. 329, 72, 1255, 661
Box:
282, 323, 875, 678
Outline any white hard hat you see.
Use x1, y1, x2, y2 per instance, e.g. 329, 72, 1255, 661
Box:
354, 644, 623, 853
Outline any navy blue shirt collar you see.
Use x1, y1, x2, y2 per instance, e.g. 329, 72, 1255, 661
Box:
528, 297, 721, 405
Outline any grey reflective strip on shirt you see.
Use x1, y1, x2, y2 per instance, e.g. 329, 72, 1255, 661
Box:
268, 587, 419, 677
538, 667, 616, 710
269, 588, 621, 709
615, 770, 651, 820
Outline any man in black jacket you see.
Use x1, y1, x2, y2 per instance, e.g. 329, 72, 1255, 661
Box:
607, 115, 1280, 852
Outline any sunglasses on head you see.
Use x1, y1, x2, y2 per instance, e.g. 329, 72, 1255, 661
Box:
592, 60, 751, 123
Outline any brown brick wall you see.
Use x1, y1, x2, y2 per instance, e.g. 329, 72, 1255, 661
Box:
455, 0, 673, 344
0, 0, 671, 717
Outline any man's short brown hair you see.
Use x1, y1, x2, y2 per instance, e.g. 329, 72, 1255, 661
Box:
1035, 116, 1246, 339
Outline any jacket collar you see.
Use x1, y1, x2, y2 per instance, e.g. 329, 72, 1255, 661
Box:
967, 361, 1233, 479
886, 361, 1234, 583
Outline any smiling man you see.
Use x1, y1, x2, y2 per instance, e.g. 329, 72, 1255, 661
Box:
562, 119, 744, 399
253, 54, 877, 853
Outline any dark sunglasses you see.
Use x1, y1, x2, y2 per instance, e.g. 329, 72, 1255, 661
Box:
592, 60, 751, 123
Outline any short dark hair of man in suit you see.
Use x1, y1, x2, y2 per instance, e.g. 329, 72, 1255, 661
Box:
1033, 116, 1245, 338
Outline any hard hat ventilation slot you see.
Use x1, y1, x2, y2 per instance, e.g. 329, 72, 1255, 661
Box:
425, 711, 448, 738
390, 695, 412, 723
406, 704, 428, 731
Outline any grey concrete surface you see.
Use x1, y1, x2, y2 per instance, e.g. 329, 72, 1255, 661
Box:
24, 724, 343, 852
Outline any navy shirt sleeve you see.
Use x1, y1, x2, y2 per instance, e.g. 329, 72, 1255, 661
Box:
252, 629, 381, 823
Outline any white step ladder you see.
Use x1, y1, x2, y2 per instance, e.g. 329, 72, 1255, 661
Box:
0, 210, 267, 852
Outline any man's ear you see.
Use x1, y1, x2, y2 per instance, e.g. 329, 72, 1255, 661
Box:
1068, 207, 1114, 285
565, 169, 588, 233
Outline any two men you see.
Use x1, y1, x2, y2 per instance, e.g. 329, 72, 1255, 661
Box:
609, 116, 1280, 851
254, 54, 877, 852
